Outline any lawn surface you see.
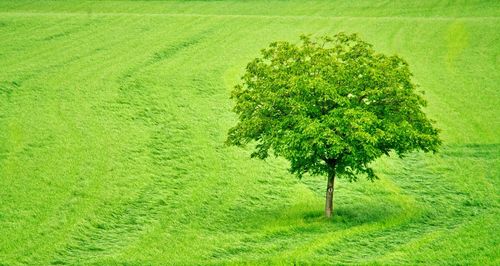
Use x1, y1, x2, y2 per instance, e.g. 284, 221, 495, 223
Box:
0, 1, 499, 265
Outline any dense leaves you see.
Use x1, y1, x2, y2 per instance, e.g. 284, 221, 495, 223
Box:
227, 33, 441, 181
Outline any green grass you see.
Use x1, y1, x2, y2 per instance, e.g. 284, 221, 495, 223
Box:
0, 0, 499, 265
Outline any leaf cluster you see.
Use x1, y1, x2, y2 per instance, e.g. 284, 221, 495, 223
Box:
227, 33, 441, 181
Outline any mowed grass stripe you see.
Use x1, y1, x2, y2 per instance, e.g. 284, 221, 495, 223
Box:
1, 0, 498, 17
0, 17, 115, 76
2, 11, 500, 21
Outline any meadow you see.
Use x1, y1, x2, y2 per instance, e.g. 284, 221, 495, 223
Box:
0, 0, 499, 264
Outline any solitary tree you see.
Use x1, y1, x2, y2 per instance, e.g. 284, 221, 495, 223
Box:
226, 33, 441, 218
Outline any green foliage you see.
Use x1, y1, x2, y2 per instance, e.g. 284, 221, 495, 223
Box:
227, 33, 441, 181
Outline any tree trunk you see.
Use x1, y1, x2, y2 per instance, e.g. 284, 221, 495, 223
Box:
325, 171, 335, 218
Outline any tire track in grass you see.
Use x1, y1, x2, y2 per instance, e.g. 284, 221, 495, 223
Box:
256, 178, 421, 263
214, 144, 498, 264
51, 24, 220, 265
305, 144, 499, 264
205, 158, 418, 262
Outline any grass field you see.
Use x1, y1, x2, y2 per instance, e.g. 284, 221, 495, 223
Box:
0, 0, 499, 265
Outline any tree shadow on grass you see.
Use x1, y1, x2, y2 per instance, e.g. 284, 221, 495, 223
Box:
333, 201, 405, 225
300, 199, 405, 226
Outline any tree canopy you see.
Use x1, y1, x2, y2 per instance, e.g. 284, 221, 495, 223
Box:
226, 33, 441, 186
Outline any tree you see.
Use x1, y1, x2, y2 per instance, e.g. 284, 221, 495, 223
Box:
226, 33, 441, 218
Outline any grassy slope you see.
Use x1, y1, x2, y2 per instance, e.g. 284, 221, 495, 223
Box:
0, 0, 498, 264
